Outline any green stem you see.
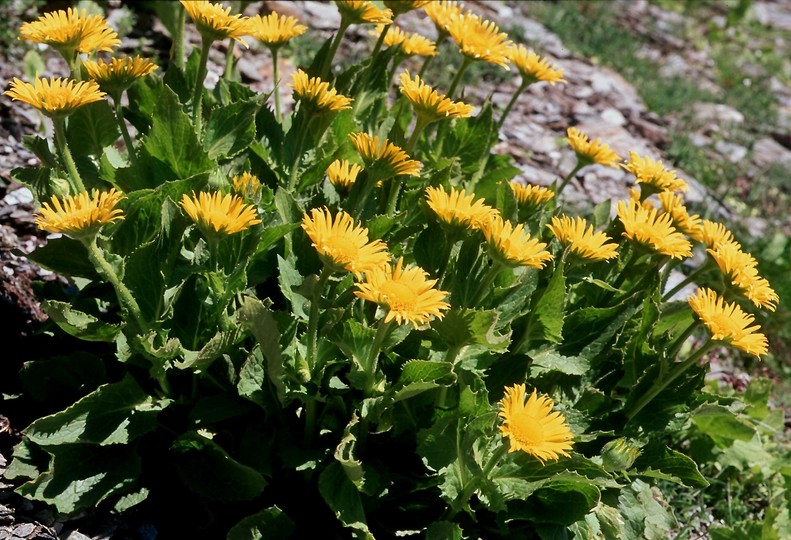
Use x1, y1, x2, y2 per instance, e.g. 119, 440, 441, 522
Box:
384, 176, 401, 216
627, 339, 714, 420
555, 161, 585, 197
370, 23, 391, 60
496, 79, 529, 132
192, 38, 212, 140
307, 267, 333, 376
417, 54, 434, 79
173, 5, 187, 69
113, 96, 138, 167
470, 261, 503, 306
404, 116, 429, 154
667, 319, 701, 359
53, 117, 85, 193
364, 319, 394, 396
288, 115, 314, 191
223, 38, 236, 80
271, 48, 281, 122
446, 57, 472, 100
321, 20, 350, 80
84, 237, 148, 333
662, 262, 712, 301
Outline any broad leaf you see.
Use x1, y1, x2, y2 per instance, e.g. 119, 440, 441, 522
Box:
42, 300, 120, 342
66, 100, 120, 156
203, 98, 260, 160
227, 507, 295, 540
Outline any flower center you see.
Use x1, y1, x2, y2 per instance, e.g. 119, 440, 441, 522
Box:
379, 281, 417, 312
322, 237, 359, 265
509, 410, 544, 447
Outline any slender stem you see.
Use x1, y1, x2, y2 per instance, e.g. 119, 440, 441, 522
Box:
555, 161, 585, 197
662, 262, 712, 301
53, 117, 85, 193
113, 96, 138, 167
364, 319, 394, 397
320, 20, 350, 80
626, 339, 714, 420
384, 176, 401, 216
370, 23, 391, 60
446, 57, 472, 100
288, 115, 314, 191
307, 267, 333, 376
417, 54, 434, 79
223, 38, 236, 80
404, 116, 429, 154
667, 319, 701, 359
84, 237, 148, 333
470, 261, 503, 306
192, 38, 212, 140
271, 48, 282, 122
173, 5, 187, 69
496, 79, 529, 132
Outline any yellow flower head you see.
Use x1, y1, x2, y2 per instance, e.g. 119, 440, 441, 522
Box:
623, 151, 687, 193
499, 384, 574, 463
508, 45, 565, 85
689, 288, 768, 357
548, 215, 619, 262
232, 171, 262, 199
510, 182, 555, 207
482, 215, 553, 268
424, 185, 498, 231
657, 190, 702, 238
19, 7, 120, 57
399, 71, 474, 123
349, 132, 422, 180
447, 12, 512, 68
83, 55, 158, 97
424, 1, 464, 36
335, 0, 393, 25
180, 1, 249, 44
246, 12, 307, 49
355, 258, 450, 327
36, 189, 125, 239
383, 0, 432, 16
290, 69, 353, 113
699, 219, 737, 249
4, 76, 105, 118
327, 159, 362, 192
708, 241, 779, 311
565, 127, 620, 168
302, 207, 389, 277
180, 191, 261, 238
370, 25, 437, 57
616, 199, 692, 259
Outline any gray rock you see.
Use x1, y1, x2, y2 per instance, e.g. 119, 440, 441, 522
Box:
11, 524, 34, 538
600, 107, 627, 126
752, 137, 791, 169
63, 531, 92, 540
692, 102, 744, 126
714, 141, 748, 163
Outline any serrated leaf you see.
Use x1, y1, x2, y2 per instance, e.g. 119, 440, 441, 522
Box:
238, 297, 287, 403
66, 100, 120, 156
203, 98, 260, 159
398, 360, 454, 385
42, 300, 120, 342
26, 236, 96, 279
528, 348, 589, 377
692, 404, 756, 447
634, 443, 708, 488
432, 308, 511, 351
318, 462, 373, 539
227, 507, 295, 540
23, 135, 58, 168
528, 259, 566, 344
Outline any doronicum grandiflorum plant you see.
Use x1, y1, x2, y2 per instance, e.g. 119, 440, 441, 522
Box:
2, 1, 783, 538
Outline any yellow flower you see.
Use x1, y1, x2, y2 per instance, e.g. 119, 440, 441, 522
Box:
334, 0, 393, 25
424, 185, 498, 231
482, 215, 553, 268
565, 127, 620, 168
623, 151, 687, 193
180, 191, 261, 237
708, 241, 779, 311
657, 190, 702, 238
548, 215, 619, 261
36, 189, 125, 239
699, 219, 737, 249
83, 55, 158, 97
180, 1, 249, 44
399, 71, 474, 123
510, 182, 555, 206
246, 12, 307, 49
424, 1, 464, 36
616, 199, 692, 259
349, 132, 422, 179
302, 208, 389, 277
19, 7, 120, 57
508, 45, 565, 85
499, 384, 574, 463
447, 12, 512, 68
290, 69, 353, 113
327, 159, 362, 191
232, 171, 262, 199
383, 0, 432, 16
4, 76, 105, 118
355, 258, 450, 327
689, 288, 768, 357
369, 25, 437, 57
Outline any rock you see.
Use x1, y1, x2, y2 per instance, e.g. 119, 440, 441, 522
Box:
752, 137, 791, 169
658, 53, 689, 78
752, 2, 791, 31
574, 120, 655, 159
692, 102, 744, 126
11, 524, 34, 538
63, 531, 92, 540
600, 107, 627, 126
714, 141, 748, 163
509, 17, 570, 59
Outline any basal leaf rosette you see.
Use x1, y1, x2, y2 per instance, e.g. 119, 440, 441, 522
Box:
180, 191, 261, 241
689, 287, 768, 357
302, 207, 389, 278
36, 189, 125, 240
565, 127, 621, 168
616, 199, 692, 259
180, 0, 250, 44
548, 215, 619, 262
355, 258, 450, 328
482, 215, 553, 269
425, 185, 497, 233
19, 7, 120, 61
246, 12, 307, 50
499, 384, 574, 463
4, 76, 105, 118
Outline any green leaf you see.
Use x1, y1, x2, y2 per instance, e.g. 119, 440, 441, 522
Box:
177, 327, 242, 372
332, 320, 377, 373
318, 462, 372, 539
634, 442, 708, 488
142, 85, 214, 180
27, 237, 97, 279
618, 479, 677, 540
417, 417, 458, 472
24, 375, 168, 447
203, 98, 260, 160
23, 49, 45, 84
432, 308, 510, 351
172, 431, 267, 501
16, 443, 142, 516
237, 349, 266, 406
744, 377, 772, 420
509, 477, 601, 525
42, 300, 119, 342
20, 352, 106, 403
528, 260, 566, 344
23, 135, 58, 168
66, 100, 120, 156
113, 487, 149, 513
277, 255, 309, 320
393, 360, 455, 402
238, 297, 288, 403
227, 507, 295, 540
528, 348, 590, 377
692, 404, 757, 447
426, 521, 463, 540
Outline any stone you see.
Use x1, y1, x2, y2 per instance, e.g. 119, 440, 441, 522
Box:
11, 524, 34, 538
600, 107, 627, 126
63, 531, 92, 540
692, 102, 744, 126
752, 137, 791, 169
714, 141, 748, 163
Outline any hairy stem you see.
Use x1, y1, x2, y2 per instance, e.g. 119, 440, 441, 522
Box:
113, 96, 138, 167
54, 117, 86, 193
192, 38, 212, 140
